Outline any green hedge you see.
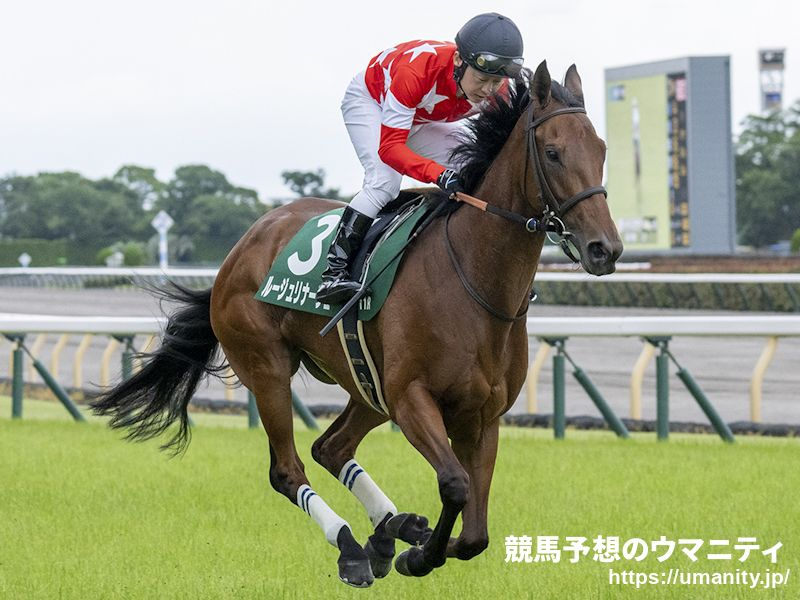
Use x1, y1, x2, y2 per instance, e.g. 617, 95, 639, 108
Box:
0, 238, 135, 267
0, 239, 68, 266
533, 280, 800, 312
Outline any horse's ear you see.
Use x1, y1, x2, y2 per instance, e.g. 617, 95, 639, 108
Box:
564, 64, 585, 107
532, 60, 552, 107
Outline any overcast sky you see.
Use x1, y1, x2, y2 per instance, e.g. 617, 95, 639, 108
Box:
2, 0, 797, 201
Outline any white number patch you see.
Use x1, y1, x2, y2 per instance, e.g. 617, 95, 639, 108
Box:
287, 214, 341, 276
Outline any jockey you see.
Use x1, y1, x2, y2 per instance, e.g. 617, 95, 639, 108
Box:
316, 12, 525, 304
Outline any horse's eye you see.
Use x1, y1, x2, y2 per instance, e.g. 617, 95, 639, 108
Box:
545, 148, 560, 162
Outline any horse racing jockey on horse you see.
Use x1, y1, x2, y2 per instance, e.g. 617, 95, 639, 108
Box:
316, 12, 526, 304
91, 10, 623, 587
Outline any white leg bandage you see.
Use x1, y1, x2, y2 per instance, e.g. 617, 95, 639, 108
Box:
339, 459, 398, 528
296, 484, 349, 547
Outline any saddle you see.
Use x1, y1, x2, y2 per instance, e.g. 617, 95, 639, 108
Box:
255, 189, 454, 416
348, 191, 432, 290
255, 190, 452, 320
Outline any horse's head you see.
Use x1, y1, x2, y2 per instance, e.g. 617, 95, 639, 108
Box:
527, 61, 623, 275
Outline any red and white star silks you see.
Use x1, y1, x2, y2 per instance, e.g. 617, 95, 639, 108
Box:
362, 41, 475, 184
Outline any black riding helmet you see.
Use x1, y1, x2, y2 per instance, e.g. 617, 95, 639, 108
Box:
455, 13, 524, 78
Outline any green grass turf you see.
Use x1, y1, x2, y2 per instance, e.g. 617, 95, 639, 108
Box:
1, 397, 798, 599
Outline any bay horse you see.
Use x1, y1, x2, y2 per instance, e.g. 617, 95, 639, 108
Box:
92, 61, 622, 587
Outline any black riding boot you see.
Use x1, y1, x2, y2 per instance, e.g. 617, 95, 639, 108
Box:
316, 206, 373, 304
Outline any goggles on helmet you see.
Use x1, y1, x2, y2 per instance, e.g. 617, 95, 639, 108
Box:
467, 52, 524, 76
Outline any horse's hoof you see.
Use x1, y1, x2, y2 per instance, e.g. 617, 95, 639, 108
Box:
385, 513, 433, 546
364, 538, 393, 578
336, 525, 374, 587
338, 558, 374, 588
395, 546, 434, 578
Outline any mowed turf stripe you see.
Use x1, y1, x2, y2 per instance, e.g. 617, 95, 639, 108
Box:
1, 407, 799, 599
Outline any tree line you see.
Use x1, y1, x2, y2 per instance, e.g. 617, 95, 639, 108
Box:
1, 101, 798, 266
0, 165, 346, 266
735, 100, 800, 249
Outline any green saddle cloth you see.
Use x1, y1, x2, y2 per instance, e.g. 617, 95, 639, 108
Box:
254, 200, 430, 320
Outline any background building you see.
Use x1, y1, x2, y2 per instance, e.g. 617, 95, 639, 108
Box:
759, 48, 786, 113
605, 57, 735, 254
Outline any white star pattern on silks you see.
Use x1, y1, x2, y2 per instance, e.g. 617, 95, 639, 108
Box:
417, 83, 448, 114
403, 42, 444, 63
381, 61, 394, 103
370, 47, 397, 68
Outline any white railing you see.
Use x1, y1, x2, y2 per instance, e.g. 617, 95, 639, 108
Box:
0, 313, 165, 334
2, 313, 798, 424
6, 312, 797, 338
526, 315, 800, 336
523, 315, 800, 423
3, 266, 800, 284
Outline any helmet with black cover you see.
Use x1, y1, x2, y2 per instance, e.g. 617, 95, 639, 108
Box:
455, 13, 524, 78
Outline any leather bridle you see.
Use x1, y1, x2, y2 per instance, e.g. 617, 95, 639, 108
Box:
526, 105, 608, 218
446, 98, 608, 321
453, 101, 608, 262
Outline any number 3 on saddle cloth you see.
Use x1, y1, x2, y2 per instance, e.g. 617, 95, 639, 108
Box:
255, 193, 435, 416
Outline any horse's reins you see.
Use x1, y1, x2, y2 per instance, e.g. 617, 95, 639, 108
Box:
453, 105, 608, 249
321, 104, 610, 334
446, 103, 608, 322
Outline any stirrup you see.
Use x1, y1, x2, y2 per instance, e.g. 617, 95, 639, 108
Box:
316, 278, 362, 304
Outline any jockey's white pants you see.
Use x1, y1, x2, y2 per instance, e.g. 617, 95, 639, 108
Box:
341, 71, 467, 218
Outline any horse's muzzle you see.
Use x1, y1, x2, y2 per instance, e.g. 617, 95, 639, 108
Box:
583, 238, 623, 275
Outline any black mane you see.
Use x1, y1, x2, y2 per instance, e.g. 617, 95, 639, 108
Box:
451, 79, 584, 194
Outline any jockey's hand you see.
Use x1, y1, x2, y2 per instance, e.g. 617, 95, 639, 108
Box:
436, 169, 464, 199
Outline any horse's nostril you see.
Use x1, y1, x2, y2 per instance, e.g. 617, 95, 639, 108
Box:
588, 241, 609, 262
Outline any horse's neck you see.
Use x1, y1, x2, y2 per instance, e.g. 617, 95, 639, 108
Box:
448, 131, 545, 319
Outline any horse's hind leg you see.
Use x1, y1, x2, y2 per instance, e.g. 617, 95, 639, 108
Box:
221, 340, 373, 587
311, 398, 431, 578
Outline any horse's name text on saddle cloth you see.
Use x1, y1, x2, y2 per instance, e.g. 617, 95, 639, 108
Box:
255, 203, 429, 320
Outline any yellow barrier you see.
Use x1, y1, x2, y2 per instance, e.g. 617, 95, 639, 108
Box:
750, 336, 778, 423
134, 335, 156, 374
526, 341, 552, 414
72, 334, 93, 389
629, 342, 656, 420
50, 334, 70, 382
100, 338, 120, 388
27, 333, 47, 382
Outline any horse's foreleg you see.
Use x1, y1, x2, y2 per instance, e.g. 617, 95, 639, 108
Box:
311, 399, 431, 578
447, 418, 499, 560
391, 384, 470, 577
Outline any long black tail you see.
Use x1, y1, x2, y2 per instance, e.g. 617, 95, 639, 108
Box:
90, 283, 223, 454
